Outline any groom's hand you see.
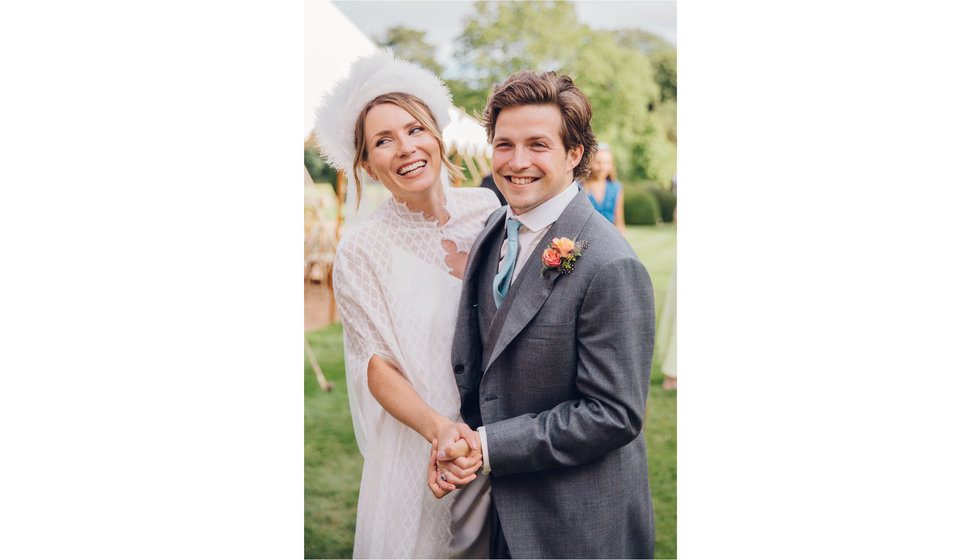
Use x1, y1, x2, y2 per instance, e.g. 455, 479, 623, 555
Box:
436, 422, 481, 460
427, 438, 482, 498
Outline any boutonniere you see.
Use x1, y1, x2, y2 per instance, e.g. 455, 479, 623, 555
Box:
541, 237, 589, 275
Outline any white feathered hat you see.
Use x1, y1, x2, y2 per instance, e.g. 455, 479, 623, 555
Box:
313, 49, 454, 178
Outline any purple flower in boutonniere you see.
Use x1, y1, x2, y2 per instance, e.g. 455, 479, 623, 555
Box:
541, 237, 589, 276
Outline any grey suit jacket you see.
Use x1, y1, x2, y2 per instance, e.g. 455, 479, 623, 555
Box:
451, 189, 657, 558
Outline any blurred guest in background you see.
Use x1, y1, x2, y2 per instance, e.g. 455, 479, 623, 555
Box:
658, 262, 677, 390
659, 188, 677, 391
580, 142, 626, 234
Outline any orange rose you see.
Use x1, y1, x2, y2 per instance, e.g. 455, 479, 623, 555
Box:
553, 237, 576, 258
542, 247, 561, 268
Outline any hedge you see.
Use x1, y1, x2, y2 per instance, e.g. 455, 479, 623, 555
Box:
624, 186, 662, 225
622, 181, 676, 225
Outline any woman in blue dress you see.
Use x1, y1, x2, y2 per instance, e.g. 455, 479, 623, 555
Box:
580, 143, 626, 234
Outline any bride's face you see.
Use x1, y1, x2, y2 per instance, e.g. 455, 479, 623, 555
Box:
359, 103, 443, 200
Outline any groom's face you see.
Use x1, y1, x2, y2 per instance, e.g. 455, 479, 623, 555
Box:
490, 104, 584, 215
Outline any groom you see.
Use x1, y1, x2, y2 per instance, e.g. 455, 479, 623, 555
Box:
436, 70, 657, 558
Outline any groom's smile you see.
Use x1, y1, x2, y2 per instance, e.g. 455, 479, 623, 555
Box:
491, 104, 583, 215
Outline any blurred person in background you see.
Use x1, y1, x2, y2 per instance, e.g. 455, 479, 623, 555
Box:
658, 261, 677, 390
659, 174, 677, 390
579, 142, 626, 234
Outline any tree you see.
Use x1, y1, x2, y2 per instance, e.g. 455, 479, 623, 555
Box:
444, 78, 492, 118
651, 48, 677, 104
374, 25, 444, 76
454, 1, 586, 90
612, 29, 677, 103
612, 28, 673, 56
570, 30, 658, 177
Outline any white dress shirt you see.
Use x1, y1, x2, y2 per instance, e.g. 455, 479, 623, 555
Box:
478, 181, 579, 473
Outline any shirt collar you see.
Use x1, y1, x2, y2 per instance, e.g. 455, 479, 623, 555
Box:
505, 181, 579, 232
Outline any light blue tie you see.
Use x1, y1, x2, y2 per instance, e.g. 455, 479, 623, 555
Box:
493, 218, 522, 308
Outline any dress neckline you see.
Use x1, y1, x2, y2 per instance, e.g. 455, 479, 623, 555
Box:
388, 187, 455, 228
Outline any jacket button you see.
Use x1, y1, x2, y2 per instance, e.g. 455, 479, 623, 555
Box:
453, 364, 464, 374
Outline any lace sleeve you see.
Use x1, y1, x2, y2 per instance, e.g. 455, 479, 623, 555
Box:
332, 234, 399, 456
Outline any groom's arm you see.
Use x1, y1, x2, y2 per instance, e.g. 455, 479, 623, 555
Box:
483, 256, 656, 476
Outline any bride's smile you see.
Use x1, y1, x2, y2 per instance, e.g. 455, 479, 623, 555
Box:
360, 102, 443, 202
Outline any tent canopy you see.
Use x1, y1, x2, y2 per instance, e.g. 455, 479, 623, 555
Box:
304, 0, 376, 139
444, 107, 491, 159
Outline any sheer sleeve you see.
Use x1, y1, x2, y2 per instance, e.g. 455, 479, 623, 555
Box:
332, 233, 399, 457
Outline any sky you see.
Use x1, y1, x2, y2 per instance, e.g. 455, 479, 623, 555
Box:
332, 0, 676, 76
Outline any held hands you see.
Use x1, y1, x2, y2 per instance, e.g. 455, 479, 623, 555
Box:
437, 423, 483, 486
426, 422, 483, 499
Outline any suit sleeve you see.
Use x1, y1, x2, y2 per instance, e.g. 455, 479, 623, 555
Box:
484, 256, 656, 475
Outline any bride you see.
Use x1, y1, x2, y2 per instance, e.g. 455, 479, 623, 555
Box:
313, 50, 499, 558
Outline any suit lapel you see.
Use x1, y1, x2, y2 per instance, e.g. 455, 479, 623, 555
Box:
455, 207, 507, 385
464, 208, 507, 295
477, 214, 506, 342
482, 190, 595, 371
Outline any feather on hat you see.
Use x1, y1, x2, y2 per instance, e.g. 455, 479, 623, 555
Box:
313, 49, 453, 179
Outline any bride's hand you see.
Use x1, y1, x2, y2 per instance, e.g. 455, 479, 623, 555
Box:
427, 439, 453, 498
436, 438, 482, 488
431, 422, 482, 487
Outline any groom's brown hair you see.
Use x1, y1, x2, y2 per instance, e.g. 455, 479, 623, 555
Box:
482, 70, 598, 180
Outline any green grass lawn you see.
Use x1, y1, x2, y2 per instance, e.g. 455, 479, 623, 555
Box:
305, 224, 676, 559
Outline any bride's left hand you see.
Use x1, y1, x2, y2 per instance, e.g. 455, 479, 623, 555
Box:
427, 439, 454, 498
439, 437, 481, 478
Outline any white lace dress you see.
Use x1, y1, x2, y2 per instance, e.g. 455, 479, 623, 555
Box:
333, 185, 500, 559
